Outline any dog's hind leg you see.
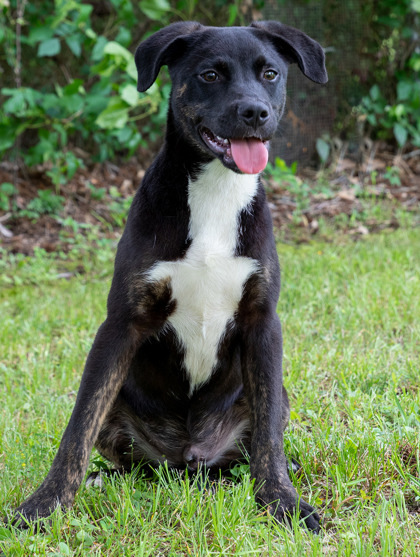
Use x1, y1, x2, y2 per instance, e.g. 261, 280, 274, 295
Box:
93, 396, 171, 469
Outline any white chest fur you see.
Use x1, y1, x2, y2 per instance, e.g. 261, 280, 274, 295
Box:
148, 160, 259, 392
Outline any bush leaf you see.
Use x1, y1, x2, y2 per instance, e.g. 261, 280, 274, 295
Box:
394, 123, 408, 147
316, 138, 330, 162
38, 38, 61, 57
139, 0, 171, 20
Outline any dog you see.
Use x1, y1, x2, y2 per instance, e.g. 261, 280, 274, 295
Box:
12, 20, 327, 532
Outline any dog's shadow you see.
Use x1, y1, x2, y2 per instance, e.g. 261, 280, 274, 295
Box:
85, 455, 303, 495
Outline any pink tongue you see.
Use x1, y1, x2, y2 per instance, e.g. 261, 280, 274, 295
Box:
230, 138, 268, 174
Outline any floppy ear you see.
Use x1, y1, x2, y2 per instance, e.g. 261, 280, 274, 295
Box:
135, 21, 203, 92
250, 21, 328, 84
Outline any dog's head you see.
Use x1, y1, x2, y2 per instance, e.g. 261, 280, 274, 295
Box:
135, 21, 327, 174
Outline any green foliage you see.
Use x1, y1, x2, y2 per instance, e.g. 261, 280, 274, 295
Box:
358, 81, 420, 148
0, 0, 247, 187
0, 183, 16, 212
315, 137, 330, 164
0, 0, 171, 183
356, 0, 420, 148
265, 157, 329, 220
21, 190, 65, 219
383, 166, 402, 186
107, 186, 133, 228
1, 0, 418, 189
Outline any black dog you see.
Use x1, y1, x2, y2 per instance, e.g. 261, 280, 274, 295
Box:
12, 21, 327, 532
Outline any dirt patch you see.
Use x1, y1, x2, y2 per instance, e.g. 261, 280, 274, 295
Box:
267, 145, 420, 239
0, 160, 143, 254
0, 144, 419, 255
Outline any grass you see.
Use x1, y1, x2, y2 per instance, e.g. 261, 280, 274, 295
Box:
0, 228, 419, 555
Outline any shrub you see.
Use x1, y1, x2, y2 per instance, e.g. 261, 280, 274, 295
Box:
0, 0, 171, 184
355, 0, 420, 148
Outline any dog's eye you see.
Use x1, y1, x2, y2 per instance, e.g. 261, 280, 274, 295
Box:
263, 70, 278, 81
201, 71, 219, 82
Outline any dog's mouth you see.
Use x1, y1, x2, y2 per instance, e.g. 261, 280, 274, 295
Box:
199, 127, 269, 174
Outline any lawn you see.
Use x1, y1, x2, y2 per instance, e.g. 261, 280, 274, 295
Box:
1, 228, 419, 556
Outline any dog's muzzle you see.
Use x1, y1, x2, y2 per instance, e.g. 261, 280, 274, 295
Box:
199, 127, 269, 174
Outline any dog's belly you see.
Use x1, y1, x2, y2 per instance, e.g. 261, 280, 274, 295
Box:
148, 251, 257, 391
96, 391, 251, 469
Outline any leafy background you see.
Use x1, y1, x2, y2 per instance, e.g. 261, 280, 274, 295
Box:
1, 0, 419, 185
0, 0, 418, 254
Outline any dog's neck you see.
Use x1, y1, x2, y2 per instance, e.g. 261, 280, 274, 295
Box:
145, 116, 262, 221
187, 159, 259, 251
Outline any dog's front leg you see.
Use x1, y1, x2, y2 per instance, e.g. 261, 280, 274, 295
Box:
12, 319, 140, 525
242, 316, 320, 533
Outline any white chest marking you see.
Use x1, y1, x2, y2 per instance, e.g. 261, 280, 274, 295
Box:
148, 160, 259, 392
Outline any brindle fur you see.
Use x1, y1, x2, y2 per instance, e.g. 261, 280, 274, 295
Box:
11, 20, 327, 532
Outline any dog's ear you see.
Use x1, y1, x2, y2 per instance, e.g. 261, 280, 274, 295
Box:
250, 21, 328, 84
135, 21, 203, 92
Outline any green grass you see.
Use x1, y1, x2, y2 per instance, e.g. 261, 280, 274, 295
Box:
1, 228, 419, 555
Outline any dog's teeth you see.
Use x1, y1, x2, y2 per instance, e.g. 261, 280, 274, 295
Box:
223, 139, 229, 145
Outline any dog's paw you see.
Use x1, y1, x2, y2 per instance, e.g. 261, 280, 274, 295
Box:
256, 483, 320, 534
85, 470, 106, 489
292, 498, 320, 533
8, 487, 71, 529
286, 457, 302, 477
86, 467, 127, 489
10, 500, 58, 529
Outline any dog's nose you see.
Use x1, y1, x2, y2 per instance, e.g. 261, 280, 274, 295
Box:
238, 102, 270, 129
